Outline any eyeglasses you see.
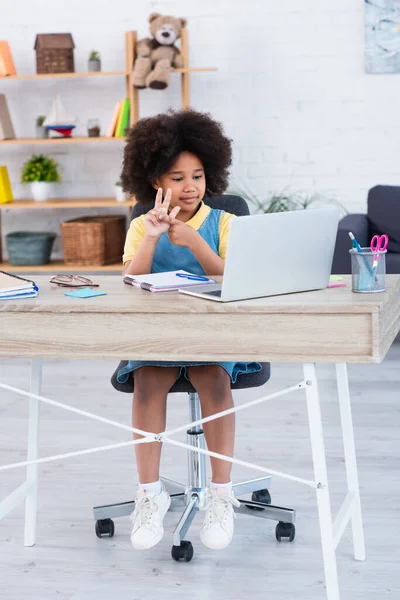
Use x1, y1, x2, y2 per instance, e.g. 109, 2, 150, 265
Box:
49, 274, 99, 288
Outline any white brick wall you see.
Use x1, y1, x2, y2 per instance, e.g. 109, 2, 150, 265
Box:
0, 0, 397, 258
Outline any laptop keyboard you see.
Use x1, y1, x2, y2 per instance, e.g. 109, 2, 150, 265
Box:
205, 289, 222, 297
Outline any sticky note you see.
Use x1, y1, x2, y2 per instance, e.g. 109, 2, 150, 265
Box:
328, 281, 346, 288
329, 276, 343, 282
64, 287, 107, 298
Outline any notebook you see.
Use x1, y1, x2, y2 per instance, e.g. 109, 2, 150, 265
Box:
0, 270, 38, 299
123, 270, 216, 293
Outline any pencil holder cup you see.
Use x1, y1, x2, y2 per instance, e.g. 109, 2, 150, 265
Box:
349, 248, 386, 293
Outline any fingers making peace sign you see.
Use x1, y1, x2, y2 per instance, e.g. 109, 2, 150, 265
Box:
144, 188, 181, 238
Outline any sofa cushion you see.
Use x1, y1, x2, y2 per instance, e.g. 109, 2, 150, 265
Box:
387, 252, 400, 274
368, 185, 400, 253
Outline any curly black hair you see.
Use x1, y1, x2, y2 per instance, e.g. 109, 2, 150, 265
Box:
120, 108, 232, 205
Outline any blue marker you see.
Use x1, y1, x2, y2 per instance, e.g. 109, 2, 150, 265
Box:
348, 231, 375, 279
176, 273, 211, 282
348, 232, 363, 254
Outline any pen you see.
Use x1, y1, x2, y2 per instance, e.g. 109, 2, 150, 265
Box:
176, 273, 211, 282
348, 231, 376, 280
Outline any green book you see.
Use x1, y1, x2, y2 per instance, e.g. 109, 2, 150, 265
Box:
116, 99, 130, 138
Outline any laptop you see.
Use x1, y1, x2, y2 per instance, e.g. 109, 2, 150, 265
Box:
179, 206, 340, 302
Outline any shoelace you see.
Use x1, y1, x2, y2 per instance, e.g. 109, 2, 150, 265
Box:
131, 495, 159, 530
205, 492, 240, 527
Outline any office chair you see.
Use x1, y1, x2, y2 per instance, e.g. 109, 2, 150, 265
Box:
93, 195, 295, 562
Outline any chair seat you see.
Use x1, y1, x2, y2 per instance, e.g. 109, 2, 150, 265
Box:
111, 360, 271, 394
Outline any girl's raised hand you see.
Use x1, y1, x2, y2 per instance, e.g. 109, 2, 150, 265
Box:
144, 188, 180, 238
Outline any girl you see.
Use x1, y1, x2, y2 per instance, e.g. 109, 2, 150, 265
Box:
117, 108, 261, 551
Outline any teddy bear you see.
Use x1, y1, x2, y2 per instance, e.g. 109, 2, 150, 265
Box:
132, 13, 187, 90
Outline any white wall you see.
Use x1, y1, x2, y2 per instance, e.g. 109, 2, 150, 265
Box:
1, 0, 398, 258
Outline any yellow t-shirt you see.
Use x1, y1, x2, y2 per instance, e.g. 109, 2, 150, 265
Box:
123, 202, 235, 264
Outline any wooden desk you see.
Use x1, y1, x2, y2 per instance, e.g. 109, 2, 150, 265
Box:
1, 275, 399, 363
1, 275, 400, 600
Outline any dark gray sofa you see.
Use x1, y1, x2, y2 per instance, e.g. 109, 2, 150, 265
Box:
331, 185, 400, 274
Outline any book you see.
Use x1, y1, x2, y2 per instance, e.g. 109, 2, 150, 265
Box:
106, 100, 121, 137
0, 41, 16, 77
0, 94, 15, 140
116, 98, 130, 137
123, 270, 216, 293
0, 270, 38, 300
0, 166, 13, 204
114, 98, 130, 138
114, 98, 125, 138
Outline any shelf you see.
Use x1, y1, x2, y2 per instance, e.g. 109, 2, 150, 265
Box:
171, 68, 216, 73
0, 136, 125, 145
0, 69, 214, 80
0, 197, 136, 209
1, 260, 122, 272
1, 71, 127, 80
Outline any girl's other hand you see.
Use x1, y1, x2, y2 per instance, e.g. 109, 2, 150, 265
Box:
144, 188, 180, 239
166, 217, 201, 249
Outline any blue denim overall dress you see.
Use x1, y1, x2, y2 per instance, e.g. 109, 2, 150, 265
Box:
117, 208, 261, 385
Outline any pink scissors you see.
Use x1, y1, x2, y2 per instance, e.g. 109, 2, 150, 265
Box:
370, 234, 388, 270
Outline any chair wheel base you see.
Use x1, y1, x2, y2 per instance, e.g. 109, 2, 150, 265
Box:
95, 518, 115, 538
275, 521, 295, 542
171, 540, 194, 562
246, 488, 272, 511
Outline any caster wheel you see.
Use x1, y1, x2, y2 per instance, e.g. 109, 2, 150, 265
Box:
275, 521, 295, 542
95, 518, 115, 538
246, 488, 272, 511
252, 488, 272, 505
171, 540, 194, 562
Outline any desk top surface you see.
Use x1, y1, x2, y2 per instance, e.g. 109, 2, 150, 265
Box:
1, 275, 400, 315
1, 275, 400, 363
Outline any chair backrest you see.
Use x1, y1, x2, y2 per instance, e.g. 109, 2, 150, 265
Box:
131, 194, 250, 221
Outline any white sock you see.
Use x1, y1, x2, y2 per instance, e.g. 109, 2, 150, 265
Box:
211, 480, 232, 491
139, 480, 162, 494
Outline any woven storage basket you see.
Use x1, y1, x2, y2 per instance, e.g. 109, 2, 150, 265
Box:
6, 231, 56, 266
61, 215, 126, 266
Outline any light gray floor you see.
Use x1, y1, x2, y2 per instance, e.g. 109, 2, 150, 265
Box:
0, 346, 399, 600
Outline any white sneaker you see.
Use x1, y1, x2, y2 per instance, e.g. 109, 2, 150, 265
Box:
130, 488, 171, 550
200, 487, 240, 550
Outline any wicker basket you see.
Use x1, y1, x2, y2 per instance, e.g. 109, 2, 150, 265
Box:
61, 215, 126, 266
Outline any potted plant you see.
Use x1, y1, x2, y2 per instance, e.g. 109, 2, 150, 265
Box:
115, 181, 127, 202
35, 115, 48, 139
229, 184, 347, 215
88, 50, 101, 72
21, 153, 61, 202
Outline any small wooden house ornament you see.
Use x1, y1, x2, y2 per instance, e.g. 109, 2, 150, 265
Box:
34, 33, 75, 74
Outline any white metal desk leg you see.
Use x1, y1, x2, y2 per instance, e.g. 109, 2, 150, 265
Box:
24, 359, 42, 547
335, 363, 365, 561
304, 363, 340, 600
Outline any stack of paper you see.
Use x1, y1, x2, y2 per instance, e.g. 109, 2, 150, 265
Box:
123, 270, 215, 293
0, 271, 38, 300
